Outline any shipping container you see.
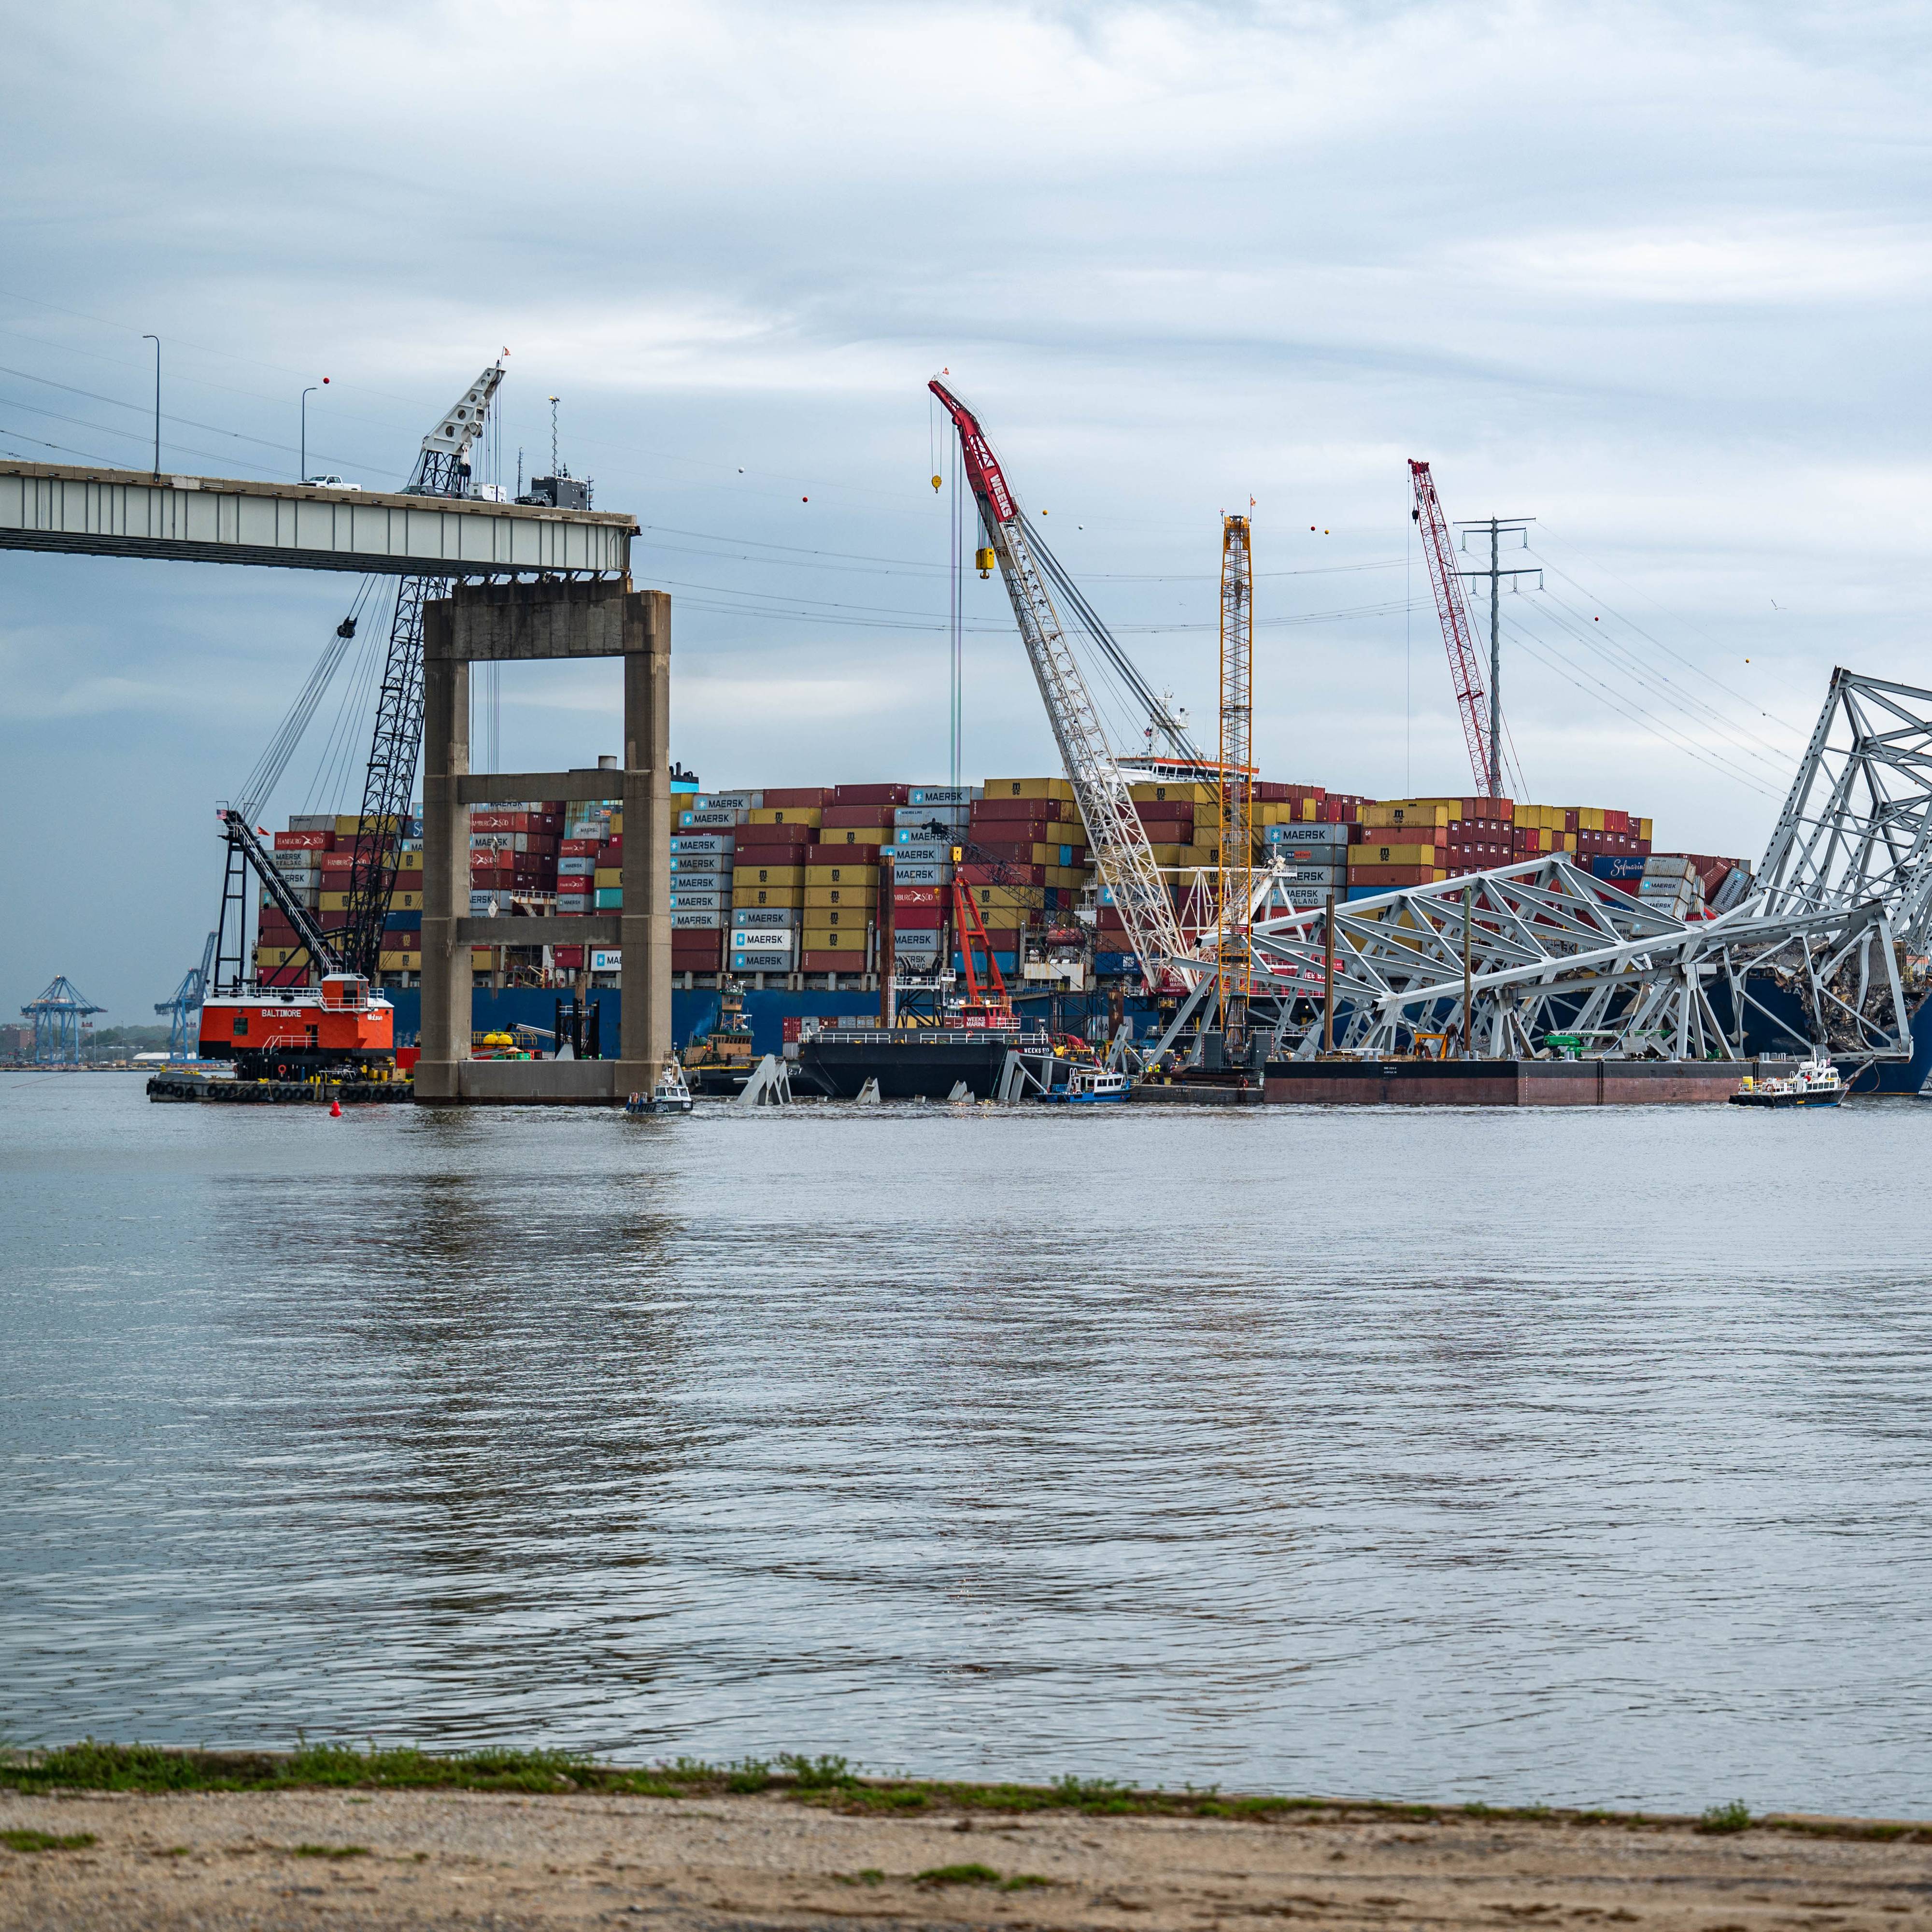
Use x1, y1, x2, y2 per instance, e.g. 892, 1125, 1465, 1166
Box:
908, 785, 982, 806
693, 791, 763, 810
892, 862, 954, 886
732, 906, 800, 928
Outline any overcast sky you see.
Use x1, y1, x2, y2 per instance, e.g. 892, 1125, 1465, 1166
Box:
3, 0, 1928, 1017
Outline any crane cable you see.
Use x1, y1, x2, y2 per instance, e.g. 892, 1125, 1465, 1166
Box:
234, 579, 378, 821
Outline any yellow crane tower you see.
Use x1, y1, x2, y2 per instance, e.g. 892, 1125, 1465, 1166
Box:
1216, 512, 1255, 1041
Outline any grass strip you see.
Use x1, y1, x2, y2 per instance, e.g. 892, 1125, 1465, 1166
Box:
1, 1744, 1924, 1844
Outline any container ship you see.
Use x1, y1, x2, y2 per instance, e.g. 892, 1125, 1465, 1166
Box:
225, 765, 1792, 1074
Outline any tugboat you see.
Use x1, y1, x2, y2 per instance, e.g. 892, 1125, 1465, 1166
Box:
682, 976, 758, 1095
627, 1056, 696, 1115
1729, 1055, 1844, 1108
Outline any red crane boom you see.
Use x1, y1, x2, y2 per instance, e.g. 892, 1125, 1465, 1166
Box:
1408, 458, 1494, 795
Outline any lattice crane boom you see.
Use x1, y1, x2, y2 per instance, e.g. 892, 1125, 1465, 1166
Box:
339, 365, 506, 980
928, 380, 1196, 994
1409, 458, 1494, 795
1216, 512, 1255, 1033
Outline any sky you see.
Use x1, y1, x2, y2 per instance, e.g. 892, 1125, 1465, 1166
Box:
2, 0, 1928, 1017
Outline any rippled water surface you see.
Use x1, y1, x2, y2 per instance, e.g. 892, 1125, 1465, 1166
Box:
4, 1071, 1929, 1814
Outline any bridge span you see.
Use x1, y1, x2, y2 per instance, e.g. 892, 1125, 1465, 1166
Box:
0, 460, 634, 577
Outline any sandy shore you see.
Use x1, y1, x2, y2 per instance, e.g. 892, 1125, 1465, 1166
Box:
3, 1787, 1929, 1931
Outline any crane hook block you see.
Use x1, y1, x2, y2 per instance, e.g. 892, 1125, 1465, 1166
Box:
931, 474, 942, 493
336, 616, 357, 639
975, 546, 995, 578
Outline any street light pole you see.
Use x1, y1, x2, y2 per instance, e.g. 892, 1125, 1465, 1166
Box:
301, 386, 318, 481
142, 335, 160, 477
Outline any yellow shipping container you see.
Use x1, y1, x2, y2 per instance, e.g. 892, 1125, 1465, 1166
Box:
1638, 817, 1653, 843
806, 861, 879, 886
1147, 844, 1192, 866
982, 776, 1076, 801
398, 849, 423, 871
745, 806, 822, 826
377, 951, 421, 971
471, 949, 496, 968
1364, 801, 1453, 828
969, 885, 1046, 913
1350, 843, 1447, 868
735, 864, 804, 888
1046, 866, 1087, 888
319, 891, 350, 911
802, 912, 870, 939
1128, 781, 1218, 804
804, 883, 878, 908
595, 867, 623, 888
1575, 806, 1605, 831
253, 947, 301, 967
610, 814, 622, 836
818, 825, 890, 846
334, 814, 410, 836
735, 885, 805, 908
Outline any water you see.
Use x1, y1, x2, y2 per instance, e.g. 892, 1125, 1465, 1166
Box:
3, 1071, 1929, 1817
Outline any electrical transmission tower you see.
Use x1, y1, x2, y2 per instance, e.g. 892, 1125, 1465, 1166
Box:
1456, 515, 1539, 798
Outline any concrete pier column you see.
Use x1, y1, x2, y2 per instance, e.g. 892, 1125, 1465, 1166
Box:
416, 608, 470, 1101
618, 589, 671, 1093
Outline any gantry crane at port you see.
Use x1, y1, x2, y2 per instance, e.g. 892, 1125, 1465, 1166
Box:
928, 380, 1197, 994
1215, 512, 1255, 1039
1409, 458, 1496, 796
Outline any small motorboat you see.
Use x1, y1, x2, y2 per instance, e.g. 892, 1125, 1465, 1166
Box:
1038, 1064, 1132, 1106
626, 1058, 695, 1115
1729, 1056, 1843, 1108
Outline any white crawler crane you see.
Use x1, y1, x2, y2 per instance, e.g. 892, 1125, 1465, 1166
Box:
929, 380, 1198, 995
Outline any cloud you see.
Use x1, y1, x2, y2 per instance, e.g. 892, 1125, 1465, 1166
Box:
4, 0, 1931, 1009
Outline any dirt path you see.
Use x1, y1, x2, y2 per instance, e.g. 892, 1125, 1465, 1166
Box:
3, 1787, 1927, 1931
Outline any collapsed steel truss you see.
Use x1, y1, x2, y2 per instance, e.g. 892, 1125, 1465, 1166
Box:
1136, 667, 1932, 1070
1756, 668, 1932, 951
1230, 856, 1907, 1063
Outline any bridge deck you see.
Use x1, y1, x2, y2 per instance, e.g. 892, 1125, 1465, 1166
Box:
0, 461, 634, 576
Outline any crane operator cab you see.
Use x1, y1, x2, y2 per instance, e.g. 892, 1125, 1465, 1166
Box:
199, 973, 396, 1081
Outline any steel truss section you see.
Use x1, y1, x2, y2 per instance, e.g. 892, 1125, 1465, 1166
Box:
1756, 668, 1932, 950
1227, 855, 1907, 1065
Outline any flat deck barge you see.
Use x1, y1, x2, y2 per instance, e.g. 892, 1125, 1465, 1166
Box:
1262, 1057, 1802, 1106
147, 1073, 414, 1104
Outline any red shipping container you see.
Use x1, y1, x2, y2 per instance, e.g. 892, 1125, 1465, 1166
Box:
972, 796, 1073, 822
734, 823, 812, 847
893, 884, 942, 905
832, 783, 910, 806
820, 804, 895, 828
801, 948, 868, 970
470, 811, 561, 834
781, 1016, 805, 1042
959, 863, 1045, 885
894, 907, 943, 930
273, 829, 335, 851
1350, 864, 1447, 886
560, 838, 598, 857
805, 843, 880, 867
1135, 802, 1194, 823
598, 838, 623, 858
762, 787, 835, 809
550, 946, 585, 968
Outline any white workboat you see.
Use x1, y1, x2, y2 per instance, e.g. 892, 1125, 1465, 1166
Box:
1730, 1056, 1843, 1109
